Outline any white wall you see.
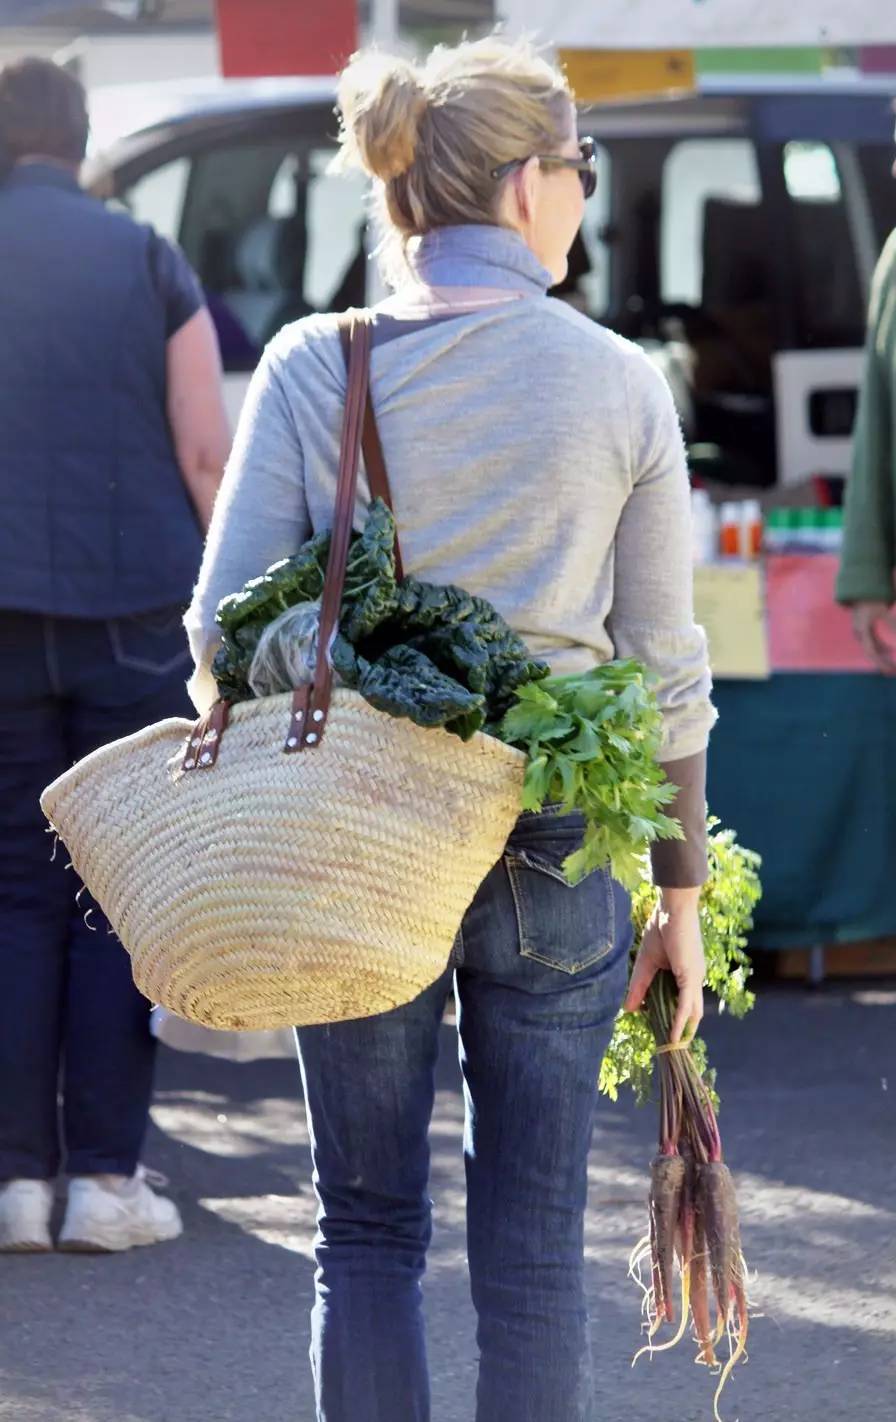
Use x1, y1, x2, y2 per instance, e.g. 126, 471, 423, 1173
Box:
0, 28, 218, 89
77, 33, 218, 87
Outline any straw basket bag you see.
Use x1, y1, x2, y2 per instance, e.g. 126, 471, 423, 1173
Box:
41, 313, 526, 1031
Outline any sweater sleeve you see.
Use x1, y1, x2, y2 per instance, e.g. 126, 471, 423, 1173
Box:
607, 351, 716, 886
836, 232, 896, 607
184, 338, 311, 713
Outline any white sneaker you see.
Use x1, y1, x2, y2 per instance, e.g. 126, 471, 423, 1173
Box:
59, 1165, 183, 1253
0, 1179, 54, 1252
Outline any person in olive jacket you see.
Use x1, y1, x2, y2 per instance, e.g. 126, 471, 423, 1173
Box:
837, 224, 896, 668
0, 58, 231, 1253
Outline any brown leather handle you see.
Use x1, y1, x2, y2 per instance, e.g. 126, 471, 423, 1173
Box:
336, 313, 404, 582
183, 309, 397, 770
285, 312, 374, 753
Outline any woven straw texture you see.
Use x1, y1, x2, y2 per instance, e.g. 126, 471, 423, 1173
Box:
40, 690, 526, 1031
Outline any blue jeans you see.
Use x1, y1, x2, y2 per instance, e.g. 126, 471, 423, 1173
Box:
296, 808, 632, 1422
0, 609, 193, 1179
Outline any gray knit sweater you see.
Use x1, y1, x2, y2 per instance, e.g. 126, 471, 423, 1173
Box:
186, 287, 715, 881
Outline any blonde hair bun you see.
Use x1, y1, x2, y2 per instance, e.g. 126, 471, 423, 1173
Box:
337, 52, 428, 183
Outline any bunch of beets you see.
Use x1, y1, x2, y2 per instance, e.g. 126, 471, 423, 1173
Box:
630, 972, 750, 1422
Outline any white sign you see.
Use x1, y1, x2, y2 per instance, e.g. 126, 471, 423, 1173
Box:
502, 0, 896, 49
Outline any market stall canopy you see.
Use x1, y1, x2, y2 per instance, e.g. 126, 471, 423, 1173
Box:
504, 0, 896, 49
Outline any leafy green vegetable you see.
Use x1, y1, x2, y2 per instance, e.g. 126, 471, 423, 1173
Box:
211, 620, 268, 704
213, 532, 332, 696
212, 501, 548, 727
339, 499, 399, 643
598, 818, 761, 1106
336, 642, 486, 732
497, 662, 682, 891
215, 532, 331, 636
362, 575, 549, 730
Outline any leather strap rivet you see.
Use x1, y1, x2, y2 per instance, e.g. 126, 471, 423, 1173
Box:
312, 709, 324, 723
200, 751, 213, 765
184, 758, 195, 770
191, 737, 200, 748
205, 728, 218, 742
294, 710, 304, 722
286, 736, 298, 748
306, 733, 318, 745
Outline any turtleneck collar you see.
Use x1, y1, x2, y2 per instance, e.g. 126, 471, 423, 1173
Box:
407, 223, 553, 296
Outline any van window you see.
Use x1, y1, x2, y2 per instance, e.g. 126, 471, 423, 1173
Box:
660, 139, 762, 307
121, 156, 190, 242
659, 138, 775, 487
782, 141, 863, 348
784, 141, 841, 201
297, 150, 369, 313
120, 139, 368, 371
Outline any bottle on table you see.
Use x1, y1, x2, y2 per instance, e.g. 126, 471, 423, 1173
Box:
719, 502, 742, 558
691, 488, 718, 564
740, 499, 763, 559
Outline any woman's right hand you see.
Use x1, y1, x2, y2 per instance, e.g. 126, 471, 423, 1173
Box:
623, 887, 705, 1044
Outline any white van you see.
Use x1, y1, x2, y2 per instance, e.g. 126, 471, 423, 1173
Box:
86, 72, 896, 487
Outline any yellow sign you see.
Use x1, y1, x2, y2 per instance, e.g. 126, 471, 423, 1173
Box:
559, 48, 696, 103
693, 564, 770, 681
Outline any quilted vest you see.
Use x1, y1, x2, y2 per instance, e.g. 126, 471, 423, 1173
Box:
0, 163, 203, 616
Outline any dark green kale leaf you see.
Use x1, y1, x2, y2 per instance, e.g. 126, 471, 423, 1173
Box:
339, 498, 399, 643
215, 532, 331, 635
211, 643, 247, 705
333, 633, 486, 740
330, 633, 361, 688
380, 576, 549, 724
211, 619, 268, 703
211, 501, 547, 729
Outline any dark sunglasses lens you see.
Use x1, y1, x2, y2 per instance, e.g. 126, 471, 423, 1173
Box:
578, 137, 597, 198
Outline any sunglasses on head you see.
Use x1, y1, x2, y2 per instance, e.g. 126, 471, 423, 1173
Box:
491, 136, 598, 200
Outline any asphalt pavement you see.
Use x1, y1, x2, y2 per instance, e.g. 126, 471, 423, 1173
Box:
2, 982, 894, 1422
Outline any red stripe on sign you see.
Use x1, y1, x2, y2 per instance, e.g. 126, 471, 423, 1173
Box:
859, 46, 896, 75
215, 0, 358, 78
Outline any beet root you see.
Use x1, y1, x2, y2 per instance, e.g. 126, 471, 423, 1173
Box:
688, 1215, 718, 1367
649, 1153, 687, 1324
695, 1161, 743, 1329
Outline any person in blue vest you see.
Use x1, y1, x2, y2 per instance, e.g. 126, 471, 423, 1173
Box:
0, 58, 232, 1253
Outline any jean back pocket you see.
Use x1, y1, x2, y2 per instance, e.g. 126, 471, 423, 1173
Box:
107, 607, 191, 677
505, 828, 616, 975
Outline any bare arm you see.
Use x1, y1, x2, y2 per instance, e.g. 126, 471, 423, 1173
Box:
166, 308, 232, 532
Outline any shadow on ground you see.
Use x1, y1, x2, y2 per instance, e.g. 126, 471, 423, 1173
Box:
1, 984, 893, 1422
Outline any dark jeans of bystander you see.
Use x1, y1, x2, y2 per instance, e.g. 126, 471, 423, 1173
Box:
0, 609, 193, 1180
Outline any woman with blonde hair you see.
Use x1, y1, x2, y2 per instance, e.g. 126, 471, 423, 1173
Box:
187, 33, 715, 1422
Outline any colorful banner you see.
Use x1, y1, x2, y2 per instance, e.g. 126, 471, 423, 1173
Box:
215, 0, 357, 78
558, 48, 696, 102
696, 47, 824, 74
